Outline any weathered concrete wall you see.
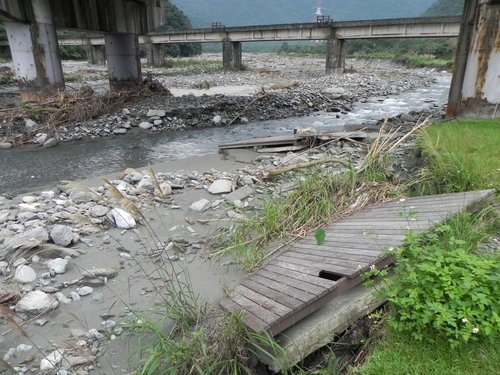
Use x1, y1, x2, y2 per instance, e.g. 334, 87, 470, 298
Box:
448, 0, 500, 116
461, 1, 500, 103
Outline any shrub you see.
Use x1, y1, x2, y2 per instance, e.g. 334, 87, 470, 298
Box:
377, 219, 499, 347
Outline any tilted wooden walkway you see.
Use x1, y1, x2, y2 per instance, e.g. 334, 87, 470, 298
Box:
220, 189, 495, 336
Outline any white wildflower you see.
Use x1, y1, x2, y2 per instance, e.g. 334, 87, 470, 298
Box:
370, 265, 376, 271
472, 327, 479, 334
461, 318, 468, 323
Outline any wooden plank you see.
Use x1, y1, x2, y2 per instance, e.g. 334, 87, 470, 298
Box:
246, 277, 310, 304
289, 247, 378, 263
231, 292, 280, 325
257, 144, 307, 153
220, 298, 268, 332
278, 255, 357, 276
271, 259, 322, 276
235, 285, 293, 317
266, 263, 335, 288
259, 269, 327, 295
283, 251, 368, 271
298, 239, 396, 252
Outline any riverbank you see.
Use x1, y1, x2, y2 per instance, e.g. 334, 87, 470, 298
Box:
0, 55, 439, 148
0, 107, 442, 374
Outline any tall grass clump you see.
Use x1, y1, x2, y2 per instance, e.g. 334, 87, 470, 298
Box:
414, 119, 500, 195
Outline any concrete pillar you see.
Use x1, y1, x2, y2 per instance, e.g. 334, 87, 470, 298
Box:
86, 45, 106, 65
104, 33, 142, 91
145, 43, 165, 66
326, 38, 346, 75
223, 41, 242, 70
5, 0, 64, 102
448, 0, 500, 117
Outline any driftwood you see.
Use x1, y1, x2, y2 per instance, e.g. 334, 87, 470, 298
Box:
259, 156, 350, 180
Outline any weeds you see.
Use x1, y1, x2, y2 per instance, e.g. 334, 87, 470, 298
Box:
413, 119, 500, 195
364, 208, 500, 347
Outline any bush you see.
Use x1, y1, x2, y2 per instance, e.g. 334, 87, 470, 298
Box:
376, 218, 499, 347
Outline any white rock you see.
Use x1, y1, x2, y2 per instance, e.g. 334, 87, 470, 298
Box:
139, 121, 153, 130
24, 119, 37, 128
109, 208, 136, 229
40, 350, 64, 371
40, 191, 55, 200
90, 205, 109, 217
35, 133, 47, 144
190, 199, 211, 212
14, 265, 37, 284
50, 225, 73, 246
153, 119, 163, 126
16, 344, 32, 353
55, 292, 72, 304
147, 109, 166, 117
22, 196, 37, 204
113, 128, 127, 135
208, 179, 232, 194
43, 138, 58, 148
213, 115, 222, 124
77, 286, 93, 296
122, 108, 131, 115
16, 290, 58, 314
70, 291, 80, 301
138, 177, 154, 191
0, 142, 12, 149
47, 258, 69, 274
0, 210, 10, 224
18, 203, 38, 213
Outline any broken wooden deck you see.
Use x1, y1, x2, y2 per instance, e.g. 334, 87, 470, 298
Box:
220, 189, 494, 336
218, 131, 367, 151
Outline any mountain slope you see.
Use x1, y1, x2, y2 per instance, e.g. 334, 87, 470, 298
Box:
423, 0, 464, 16
171, 0, 436, 27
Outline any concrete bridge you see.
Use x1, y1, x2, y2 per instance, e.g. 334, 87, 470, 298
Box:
1, 0, 499, 116
0, 0, 163, 100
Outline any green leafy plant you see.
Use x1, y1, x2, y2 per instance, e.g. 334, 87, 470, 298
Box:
373, 213, 500, 347
315, 228, 326, 245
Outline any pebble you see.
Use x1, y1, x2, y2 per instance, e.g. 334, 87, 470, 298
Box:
50, 224, 74, 246
14, 265, 37, 284
77, 286, 94, 296
189, 199, 211, 212
139, 121, 153, 130
47, 258, 69, 274
208, 179, 233, 194
15, 290, 58, 314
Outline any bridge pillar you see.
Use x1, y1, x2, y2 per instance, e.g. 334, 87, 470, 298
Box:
448, 0, 500, 117
5, 0, 64, 102
223, 41, 243, 70
325, 38, 346, 75
104, 33, 142, 91
145, 43, 165, 66
86, 45, 106, 65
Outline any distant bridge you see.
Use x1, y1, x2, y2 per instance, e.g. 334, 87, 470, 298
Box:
0, 16, 461, 75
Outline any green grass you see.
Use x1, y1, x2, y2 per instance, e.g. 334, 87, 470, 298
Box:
414, 119, 500, 194
353, 329, 500, 375
0, 73, 14, 85
351, 52, 453, 70
153, 59, 224, 75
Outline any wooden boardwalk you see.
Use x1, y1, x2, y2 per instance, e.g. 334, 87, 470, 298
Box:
220, 189, 494, 336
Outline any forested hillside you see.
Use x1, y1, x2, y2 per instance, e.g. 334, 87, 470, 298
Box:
171, 0, 436, 27
423, 0, 464, 16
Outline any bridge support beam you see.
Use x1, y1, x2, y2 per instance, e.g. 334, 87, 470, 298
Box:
223, 41, 242, 70
104, 33, 142, 91
325, 38, 345, 75
145, 43, 165, 66
5, 0, 64, 102
448, 0, 500, 117
86, 45, 105, 65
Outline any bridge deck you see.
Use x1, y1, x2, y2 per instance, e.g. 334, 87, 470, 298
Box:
220, 189, 494, 336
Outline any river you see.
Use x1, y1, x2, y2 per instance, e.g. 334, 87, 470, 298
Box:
0, 74, 450, 194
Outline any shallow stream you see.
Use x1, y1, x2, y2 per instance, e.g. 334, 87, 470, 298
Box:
0, 74, 450, 194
